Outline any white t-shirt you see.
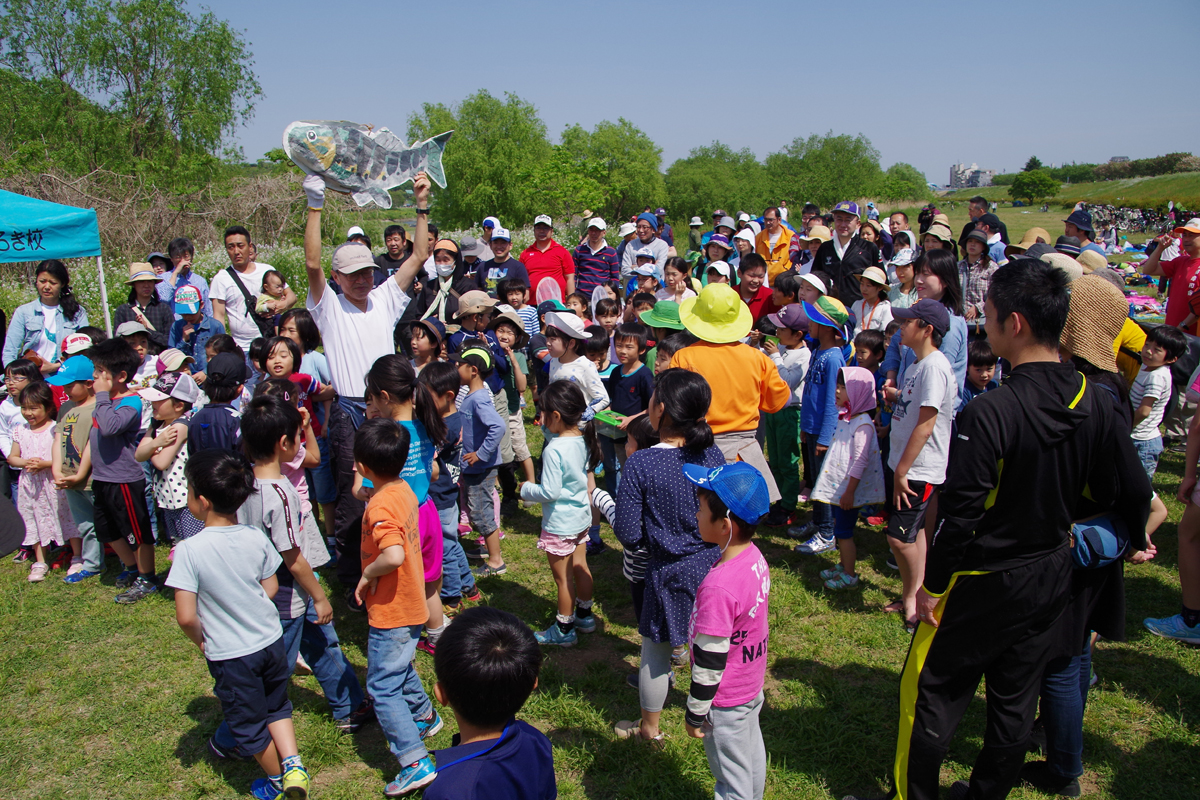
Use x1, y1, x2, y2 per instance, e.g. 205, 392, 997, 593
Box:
36, 303, 59, 362
209, 262, 273, 349
888, 348, 955, 485
1130, 364, 1173, 441
307, 277, 410, 398
654, 287, 697, 302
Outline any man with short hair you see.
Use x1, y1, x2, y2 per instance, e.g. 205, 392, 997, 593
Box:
654, 207, 674, 248
801, 203, 821, 231
376, 224, 412, 276
959, 195, 1009, 249
1063, 209, 1106, 257
755, 206, 795, 284
851, 257, 1150, 800
210, 226, 297, 354
814, 201, 881, 305
975, 213, 1010, 267
735, 254, 777, 321
778, 199, 789, 222
301, 172, 431, 602
890, 211, 910, 234
619, 212, 670, 280
519, 215, 576, 298
573, 218, 620, 296
482, 227, 528, 287
1139, 218, 1200, 333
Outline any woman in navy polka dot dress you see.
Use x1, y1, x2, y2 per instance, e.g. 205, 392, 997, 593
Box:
613, 368, 724, 744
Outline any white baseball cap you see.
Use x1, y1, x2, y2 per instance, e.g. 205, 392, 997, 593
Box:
491, 227, 512, 242
482, 216, 500, 228
706, 261, 731, 278
347, 225, 366, 238
587, 217, 607, 231
737, 212, 751, 222
633, 264, 659, 277
534, 214, 553, 227
617, 222, 636, 237
544, 311, 588, 339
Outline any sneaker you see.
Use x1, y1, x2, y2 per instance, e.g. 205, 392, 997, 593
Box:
114, 567, 138, 589
27, 562, 48, 582
819, 563, 845, 581
535, 623, 577, 647
281, 765, 311, 799
794, 533, 836, 555
417, 637, 436, 656
415, 710, 443, 740
115, 577, 158, 604
824, 572, 860, 590
885, 554, 899, 570
344, 587, 365, 613
626, 671, 675, 690
574, 614, 597, 634
1020, 760, 1081, 797
207, 735, 252, 761
63, 568, 101, 584
11, 548, 30, 563
671, 643, 688, 665
762, 506, 793, 527
1143, 613, 1200, 645
472, 562, 507, 578
866, 513, 889, 526
384, 756, 437, 796
334, 699, 376, 733
462, 587, 484, 603
585, 540, 608, 556
250, 778, 285, 800
786, 521, 816, 540
66, 561, 84, 576
442, 601, 462, 618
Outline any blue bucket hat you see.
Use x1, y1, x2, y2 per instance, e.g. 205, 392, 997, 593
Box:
1063, 209, 1094, 234
682, 461, 770, 524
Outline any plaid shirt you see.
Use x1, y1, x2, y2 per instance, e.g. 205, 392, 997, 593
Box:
958, 257, 998, 321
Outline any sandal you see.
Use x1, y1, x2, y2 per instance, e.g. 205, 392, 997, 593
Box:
904, 616, 919, 635
819, 563, 845, 581
613, 720, 665, 749
824, 572, 860, 590
883, 599, 904, 614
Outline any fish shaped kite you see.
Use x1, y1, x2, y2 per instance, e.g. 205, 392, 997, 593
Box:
283, 120, 453, 209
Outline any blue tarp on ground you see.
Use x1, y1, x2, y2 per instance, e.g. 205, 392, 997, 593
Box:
0, 189, 101, 263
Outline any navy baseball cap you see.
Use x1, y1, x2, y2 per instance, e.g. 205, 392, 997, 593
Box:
891, 298, 950, 336
682, 462, 770, 524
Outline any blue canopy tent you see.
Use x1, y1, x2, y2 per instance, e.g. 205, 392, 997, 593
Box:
0, 189, 112, 334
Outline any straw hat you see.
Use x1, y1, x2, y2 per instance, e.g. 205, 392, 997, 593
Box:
487, 306, 530, 348
1040, 252, 1084, 284
1006, 227, 1051, 258
125, 262, 163, 284
1060, 275, 1128, 373
801, 225, 832, 243
1076, 250, 1108, 273
678, 283, 753, 343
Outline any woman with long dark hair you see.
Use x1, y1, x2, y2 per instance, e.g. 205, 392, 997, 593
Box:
114, 262, 174, 352
881, 249, 968, 407
2, 259, 89, 374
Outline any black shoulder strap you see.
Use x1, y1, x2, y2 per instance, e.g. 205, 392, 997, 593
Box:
225, 266, 257, 317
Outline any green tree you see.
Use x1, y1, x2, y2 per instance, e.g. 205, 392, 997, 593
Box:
560, 119, 664, 222
1009, 169, 1059, 204
1023, 155, 1044, 172
766, 132, 883, 209
515, 145, 605, 224
665, 142, 767, 222
876, 162, 930, 202
408, 90, 552, 228
0, 0, 262, 184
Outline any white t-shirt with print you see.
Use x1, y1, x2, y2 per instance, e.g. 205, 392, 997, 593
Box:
1130, 364, 1172, 441
209, 262, 274, 349
888, 348, 955, 485
307, 277, 410, 398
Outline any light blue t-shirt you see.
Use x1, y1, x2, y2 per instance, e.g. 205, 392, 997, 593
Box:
164, 524, 283, 661
519, 434, 591, 536
400, 419, 434, 503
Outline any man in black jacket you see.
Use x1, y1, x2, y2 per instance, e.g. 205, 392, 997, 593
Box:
853, 258, 1151, 800
959, 195, 1009, 249
813, 201, 881, 305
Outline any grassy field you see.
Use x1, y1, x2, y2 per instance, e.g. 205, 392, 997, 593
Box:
941, 172, 1200, 214
0, 408, 1197, 800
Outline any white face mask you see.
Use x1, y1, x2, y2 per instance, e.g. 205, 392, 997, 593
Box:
435, 261, 455, 278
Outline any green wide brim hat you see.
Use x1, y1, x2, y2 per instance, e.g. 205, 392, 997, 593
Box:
639, 300, 686, 331
678, 284, 753, 344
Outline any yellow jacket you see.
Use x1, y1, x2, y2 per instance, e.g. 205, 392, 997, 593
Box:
755, 227, 795, 284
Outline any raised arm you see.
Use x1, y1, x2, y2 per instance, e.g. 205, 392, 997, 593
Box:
303, 175, 329, 306
391, 172, 432, 294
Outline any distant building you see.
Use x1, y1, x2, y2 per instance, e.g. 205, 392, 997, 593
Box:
1109, 156, 1130, 163
949, 163, 997, 189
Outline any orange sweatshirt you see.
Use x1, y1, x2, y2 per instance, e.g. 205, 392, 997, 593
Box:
670, 341, 791, 434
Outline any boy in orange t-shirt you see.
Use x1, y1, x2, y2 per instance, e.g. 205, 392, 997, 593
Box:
354, 418, 441, 796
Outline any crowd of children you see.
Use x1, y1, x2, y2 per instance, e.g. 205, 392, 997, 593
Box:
5, 205, 1196, 800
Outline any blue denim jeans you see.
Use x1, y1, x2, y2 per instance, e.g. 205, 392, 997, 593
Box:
212, 599, 365, 754
368, 624, 431, 766
599, 435, 623, 497
438, 504, 476, 601
1133, 435, 1164, 480
1039, 647, 1092, 779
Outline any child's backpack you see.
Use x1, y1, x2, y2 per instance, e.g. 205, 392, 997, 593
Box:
1069, 514, 1129, 569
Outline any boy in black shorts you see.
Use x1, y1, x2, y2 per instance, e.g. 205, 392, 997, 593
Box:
89, 338, 158, 604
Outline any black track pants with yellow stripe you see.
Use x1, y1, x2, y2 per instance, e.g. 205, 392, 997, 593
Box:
892, 549, 1071, 800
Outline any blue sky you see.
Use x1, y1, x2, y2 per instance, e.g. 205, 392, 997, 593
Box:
198, 0, 1199, 185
